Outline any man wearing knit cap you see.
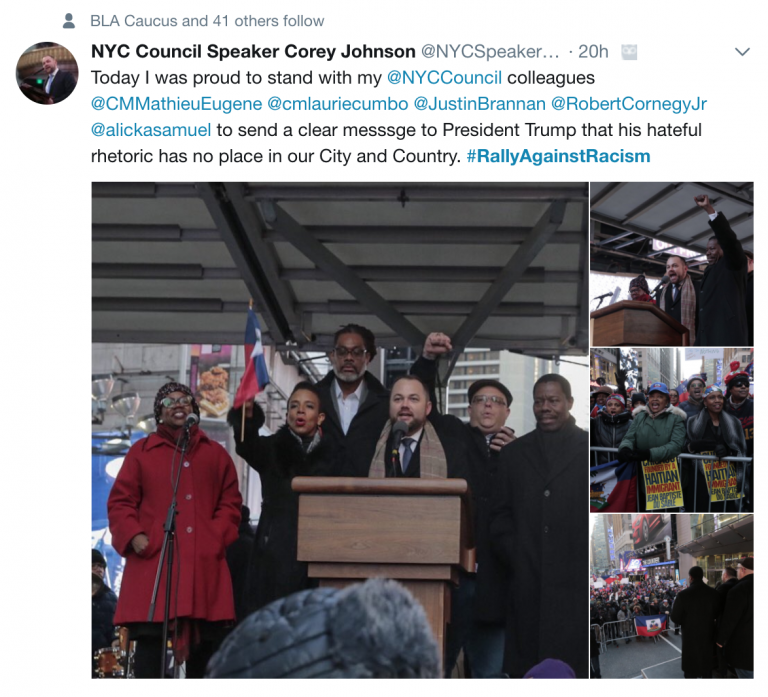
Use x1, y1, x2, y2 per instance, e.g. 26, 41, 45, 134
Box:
679, 375, 706, 418
717, 557, 754, 679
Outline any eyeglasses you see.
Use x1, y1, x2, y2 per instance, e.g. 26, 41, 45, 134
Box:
471, 395, 507, 407
333, 346, 367, 359
161, 395, 193, 408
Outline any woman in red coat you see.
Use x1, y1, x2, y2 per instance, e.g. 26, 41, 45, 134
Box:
108, 382, 242, 678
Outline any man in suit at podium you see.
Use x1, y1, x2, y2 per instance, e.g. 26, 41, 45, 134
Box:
41, 55, 77, 103
491, 374, 588, 678
658, 255, 697, 344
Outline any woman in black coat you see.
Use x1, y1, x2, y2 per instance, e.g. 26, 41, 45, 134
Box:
229, 382, 332, 616
686, 385, 747, 512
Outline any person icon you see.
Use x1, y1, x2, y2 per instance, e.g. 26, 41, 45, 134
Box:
63, 13, 75, 28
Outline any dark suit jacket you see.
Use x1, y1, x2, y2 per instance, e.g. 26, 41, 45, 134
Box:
718, 574, 753, 670
48, 70, 77, 103
696, 212, 749, 346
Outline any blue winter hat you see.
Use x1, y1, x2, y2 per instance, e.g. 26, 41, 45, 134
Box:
648, 382, 669, 396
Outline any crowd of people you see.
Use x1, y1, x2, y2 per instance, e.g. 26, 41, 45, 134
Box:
626, 194, 753, 346
590, 558, 754, 679
590, 361, 754, 511
93, 326, 588, 679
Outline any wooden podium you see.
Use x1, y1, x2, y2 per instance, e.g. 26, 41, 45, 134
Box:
590, 300, 690, 346
293, 477, 475, 657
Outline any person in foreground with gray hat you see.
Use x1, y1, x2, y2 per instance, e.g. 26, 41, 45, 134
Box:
206, 579, 441, 678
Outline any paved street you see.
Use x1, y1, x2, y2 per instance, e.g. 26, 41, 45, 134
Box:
597, 631, 683, 679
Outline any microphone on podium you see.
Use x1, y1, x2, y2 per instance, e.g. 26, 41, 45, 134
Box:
390, 421, 408, 477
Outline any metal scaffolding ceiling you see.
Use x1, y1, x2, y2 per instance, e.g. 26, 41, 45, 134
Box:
590, 182, 754, 277
93, 182, 589, 363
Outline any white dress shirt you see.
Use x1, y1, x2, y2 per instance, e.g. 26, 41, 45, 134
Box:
334, 380, 365, 435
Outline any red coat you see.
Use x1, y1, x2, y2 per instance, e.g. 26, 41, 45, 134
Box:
108, 428, 242, 624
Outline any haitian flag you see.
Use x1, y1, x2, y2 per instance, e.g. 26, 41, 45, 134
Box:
634, 614, 667, 636
234, 308, 270, 408
590, 460, 637, 512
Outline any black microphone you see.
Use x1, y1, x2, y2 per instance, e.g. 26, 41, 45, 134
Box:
593, 292, 613, 301
184, 413, 200, 430
390, 421, 408, 476
651, 275, 670, 295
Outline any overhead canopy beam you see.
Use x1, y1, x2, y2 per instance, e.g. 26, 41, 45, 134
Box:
590, 182, 626, 208
245, 185, 587, 202
263, 226, 584, 245
92, 183, 198, 198
685, 211, 753, 244
621, 183, 682, 224
267, 202, 426, 347
92, 328, 585, 354
598, 229, 636, 246
93, 297, 579, 317
590, 212, 707, 254
449, 199, 567, 360
92, 263, 582, 284
197, 183, 298, 344
92, 224, 221, 242
694, 182, 754, 206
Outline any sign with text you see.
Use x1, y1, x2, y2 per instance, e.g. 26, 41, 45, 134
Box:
700, 451, 743, 502
642, 459, 683, 510
685, 348, 724, 361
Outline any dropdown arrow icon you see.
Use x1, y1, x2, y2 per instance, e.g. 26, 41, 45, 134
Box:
736, 48, 750, 56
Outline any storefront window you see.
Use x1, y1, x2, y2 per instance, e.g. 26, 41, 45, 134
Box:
694, 553, 753, 587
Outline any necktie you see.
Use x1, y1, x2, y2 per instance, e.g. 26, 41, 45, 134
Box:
672, 284, 678, 302
46, 75, 53, 94
401, 437, 415, 473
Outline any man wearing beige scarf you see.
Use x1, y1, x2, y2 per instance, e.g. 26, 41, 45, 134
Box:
658, 255, 697, 345
368, 375, 470, 480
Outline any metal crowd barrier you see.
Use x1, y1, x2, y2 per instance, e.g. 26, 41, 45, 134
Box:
590, 447, 752, 513
598, 618, 637, 647
677, 453, 751, 514
591, 623, 605, 654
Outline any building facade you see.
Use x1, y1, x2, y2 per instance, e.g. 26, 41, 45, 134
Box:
676, 514, 754, 586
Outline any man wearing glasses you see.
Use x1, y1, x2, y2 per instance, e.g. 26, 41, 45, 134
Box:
316, 324, 440, 477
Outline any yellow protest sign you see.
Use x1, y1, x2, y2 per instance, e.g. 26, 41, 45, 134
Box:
642, 459, 683, 510
700, 451, 743, 502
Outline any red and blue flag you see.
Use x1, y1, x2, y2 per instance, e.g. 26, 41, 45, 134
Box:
634, 614, 667, 636
590, 459, 638, 512
234, 308, 270, 408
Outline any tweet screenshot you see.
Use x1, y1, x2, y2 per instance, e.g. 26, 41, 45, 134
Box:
8, 0, 762, 685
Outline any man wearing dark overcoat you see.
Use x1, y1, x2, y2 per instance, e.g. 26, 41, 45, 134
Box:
490, 374, 588, 678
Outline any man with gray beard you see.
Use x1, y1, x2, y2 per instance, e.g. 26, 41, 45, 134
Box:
315, 324, 442, 477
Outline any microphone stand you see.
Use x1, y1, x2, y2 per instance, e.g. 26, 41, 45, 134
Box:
147, 425, 192, 679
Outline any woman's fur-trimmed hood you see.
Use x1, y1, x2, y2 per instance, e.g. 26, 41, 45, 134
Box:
633, 404, 687, 421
